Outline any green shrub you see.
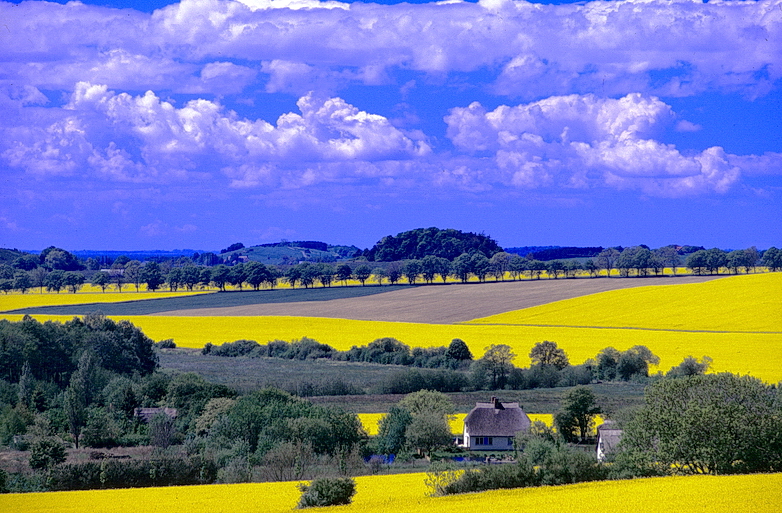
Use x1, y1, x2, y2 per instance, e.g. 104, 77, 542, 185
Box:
296, 477, 356, 508
441, 462, 540, 495
46, 456, 218, 490
28, 437, 66, 471
0, 468, 8, 493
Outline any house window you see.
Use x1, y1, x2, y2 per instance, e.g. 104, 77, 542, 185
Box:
474, 437, 493, 446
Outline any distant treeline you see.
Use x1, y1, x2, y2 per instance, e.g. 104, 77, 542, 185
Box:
200, 337, 707, 396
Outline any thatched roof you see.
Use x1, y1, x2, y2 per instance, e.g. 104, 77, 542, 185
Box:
464, 398, 531, 437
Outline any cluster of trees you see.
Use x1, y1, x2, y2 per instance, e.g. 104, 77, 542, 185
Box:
0, 316, 370, 492
202, 337, 474, 371
201, 336, 695, 396
362, 227, 503, 262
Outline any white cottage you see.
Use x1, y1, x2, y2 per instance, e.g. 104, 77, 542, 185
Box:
462, 397, 531, 451
596, 420, 623, 462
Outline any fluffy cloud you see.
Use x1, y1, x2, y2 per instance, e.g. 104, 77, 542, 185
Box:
1, 82, 430, 185
1, 0, 779, 98
444, 93, 743, 196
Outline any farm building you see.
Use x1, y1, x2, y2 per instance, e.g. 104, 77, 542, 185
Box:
134, 407, 178, 423
596, 420, 623, 462
461, 397, 531, 451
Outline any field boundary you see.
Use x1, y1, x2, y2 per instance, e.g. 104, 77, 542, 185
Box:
456, 322, 782, 335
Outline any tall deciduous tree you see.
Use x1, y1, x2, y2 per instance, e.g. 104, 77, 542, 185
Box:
554, 386, 601, 443
529, 341, 569, 370
479, 344, 516, 389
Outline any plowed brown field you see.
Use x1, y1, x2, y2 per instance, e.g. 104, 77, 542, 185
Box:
155, 275, 720, 323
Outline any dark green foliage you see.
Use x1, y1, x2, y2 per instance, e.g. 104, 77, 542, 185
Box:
0, 468, 7, 493
665, 356, 712, 378
366, 227, 503, 262
0, 314, 157, 389
46, 456, 218, 490
554, 386, 601, 443
165, 373, 236, 429
446, 338, 472, 362
378, 368, 468, 394
439, 462, 540, 495
81, 408, 121, 448
155, 338, 176, 349
618, 373, 782, 475
218, 388, 363, 456
376, 406, 413, 455
28, 437, 67, 470
297, 477, 356, 508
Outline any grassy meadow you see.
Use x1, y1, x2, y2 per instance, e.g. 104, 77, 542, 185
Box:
1, 471, 780, 513
468, 272, 782, 333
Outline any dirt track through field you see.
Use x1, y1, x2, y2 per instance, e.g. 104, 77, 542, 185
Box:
156, 275, 721, 324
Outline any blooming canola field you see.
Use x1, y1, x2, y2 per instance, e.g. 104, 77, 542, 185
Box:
1, 471, 780, 513
468, 272, 782, 333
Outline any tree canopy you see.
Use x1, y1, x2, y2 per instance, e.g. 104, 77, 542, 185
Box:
364, 227, 503, 261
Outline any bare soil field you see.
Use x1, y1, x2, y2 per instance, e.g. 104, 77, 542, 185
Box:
157, 275, 721, 323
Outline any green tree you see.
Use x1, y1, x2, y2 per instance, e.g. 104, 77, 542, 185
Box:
376, 406, 413, 455
450, 253, 472, 283
336, 264, 353, 286
210, 265, 232, 291
479, 344, 516, 389
28, 437, 67, 471
398, 390, 455, 418
554, 386, 601, 443
546, 260, 565, 279
616, 345, 659, 380
63, 271, 85, 293
405, 412, 453, 458
141, 261, 165, 292
470, 253, 491, 282
402, 260, 422, 285
665, 355, 712, 378
686, 250, 708, 275
91, 271, 111, 292
353, 265, 372, 286
761, 247, 782, 271
446, 338, 472, 362
618, 373, 782, 475
529, 340, 569, 370
596, 248, 620, 277
124, 260, 143, 291
13, 272, 31, 293
44, 269, 65, 293
30, 267, 48, 293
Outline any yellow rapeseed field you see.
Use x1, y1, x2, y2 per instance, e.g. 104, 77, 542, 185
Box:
0, 290, 212, 312
468, 272, 782, 333
358, 413, 557, 436
4, 314, 781, 382
1, 471, 780, 513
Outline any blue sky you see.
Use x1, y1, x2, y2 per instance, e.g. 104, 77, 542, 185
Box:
1, 0, 780, 252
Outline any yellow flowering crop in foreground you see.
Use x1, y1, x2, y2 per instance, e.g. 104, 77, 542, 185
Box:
2, 471, 780, 513
4, 314, 781, 382
358, 413, 557, 436
0, 290, 212, 312
469, 272, 782, 333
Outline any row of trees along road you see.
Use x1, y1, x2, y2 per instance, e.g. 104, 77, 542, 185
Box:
2, 245, 781, 294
